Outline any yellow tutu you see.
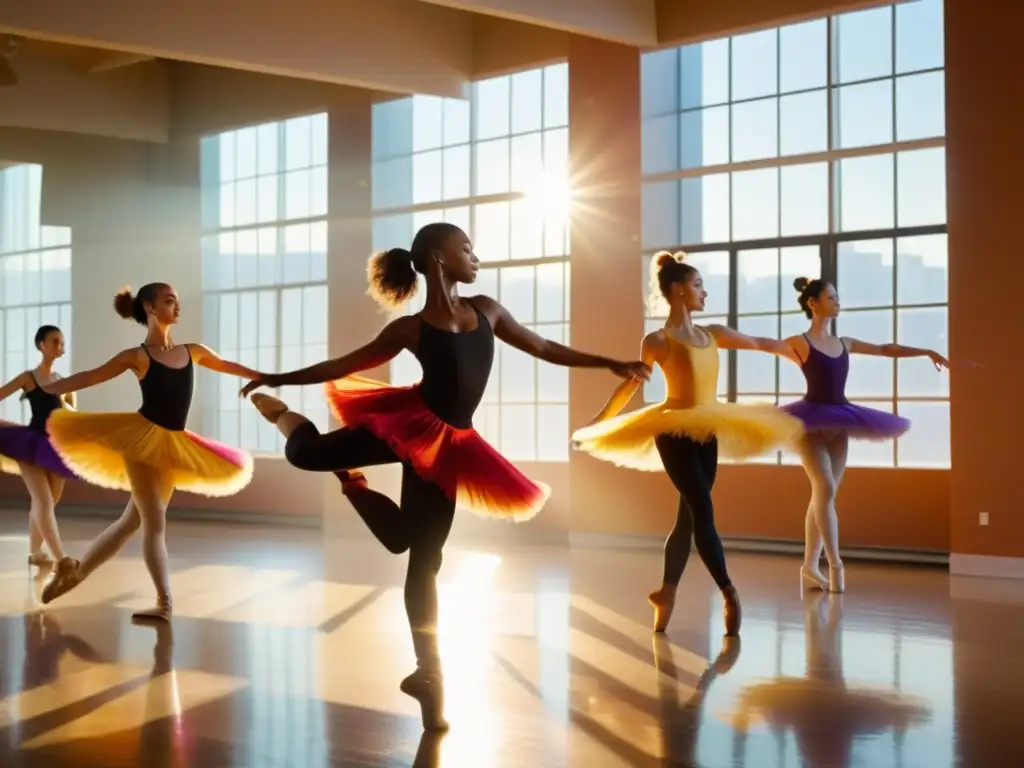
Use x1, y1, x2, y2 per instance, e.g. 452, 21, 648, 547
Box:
46, 410, 253, 497
572, 328, 803, 470
571, 400, 803, 470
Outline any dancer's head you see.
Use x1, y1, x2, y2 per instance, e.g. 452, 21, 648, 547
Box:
34, 325, 64, 360
649, 251, 706, 315
114, 283, 179, 328
368, 223, 479, 309
793, 277, 838, 319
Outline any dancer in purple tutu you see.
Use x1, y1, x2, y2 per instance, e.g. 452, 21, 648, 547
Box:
783, 278, 948, 593
0, 325, 78, 568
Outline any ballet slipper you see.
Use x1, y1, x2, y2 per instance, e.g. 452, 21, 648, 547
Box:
829, 563, 845, 593
40, 557, 83, 604
28, 552, 54, 568
250, 393, 289, 424
132, 595, 173, 623
800, 565, 829, 591
649, 583, 678, 633
723, 585, 742, 637
400, 667, 449, 731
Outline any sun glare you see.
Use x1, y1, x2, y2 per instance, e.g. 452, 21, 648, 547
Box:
522, 170, 572, 219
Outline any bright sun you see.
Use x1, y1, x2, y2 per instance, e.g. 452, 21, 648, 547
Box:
522, 170, 572, 218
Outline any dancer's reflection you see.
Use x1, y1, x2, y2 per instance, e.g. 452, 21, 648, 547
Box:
21, 611, 103, 691
730, 593, 932, 767
135, 620, 180, 759
654, 634, 742, 766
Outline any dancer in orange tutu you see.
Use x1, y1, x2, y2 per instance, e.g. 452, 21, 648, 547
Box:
241, 222, 649, 730
39, 283, 262, 621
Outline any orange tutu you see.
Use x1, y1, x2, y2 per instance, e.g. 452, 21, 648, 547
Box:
325, 376, 549, 522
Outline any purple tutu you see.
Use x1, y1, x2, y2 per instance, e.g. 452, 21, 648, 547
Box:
0, 424, 78, 478
781, 400, 910, 441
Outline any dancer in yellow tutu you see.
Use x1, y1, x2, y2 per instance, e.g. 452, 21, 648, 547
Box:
38, 283, 261, 621
572, 252, 805, 636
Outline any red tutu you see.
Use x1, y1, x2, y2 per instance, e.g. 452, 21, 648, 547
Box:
324, 375, 550, 522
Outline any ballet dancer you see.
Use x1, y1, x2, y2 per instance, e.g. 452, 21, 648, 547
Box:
240, 221, 649, 730
39, 283, 261, 620
782, 277, 949, 593
0, 325, 78, 569
572, 251, 805, 636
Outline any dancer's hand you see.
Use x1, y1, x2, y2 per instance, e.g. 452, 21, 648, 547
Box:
608, 360, 651, 382
928, 351, 950, 371
239, 375, 279, 398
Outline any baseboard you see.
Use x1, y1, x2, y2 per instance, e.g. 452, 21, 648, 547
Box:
25, 503, 323, 530
568, 532, 948, 566
949, 553, 1024, 580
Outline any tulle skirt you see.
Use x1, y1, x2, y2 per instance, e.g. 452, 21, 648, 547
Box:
325, 376, 549, 522
781, 399, 910, 441
46, 410, 253, 497
0, 422, 78, 478
571, 400, 804, 471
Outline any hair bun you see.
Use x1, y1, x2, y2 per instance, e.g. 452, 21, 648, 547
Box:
387, 247, 413, 263
654, 251, 677, 270
113, 286, 135, 319
793, 276, 809, 292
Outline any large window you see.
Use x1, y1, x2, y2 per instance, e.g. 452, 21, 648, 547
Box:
641, 0, 948, 467
0, 164, 72, 423
371, 64, 572, 462
200, 114, 329, 453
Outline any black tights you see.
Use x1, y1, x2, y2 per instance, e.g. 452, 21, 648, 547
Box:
285, 422, 456, 671
654, 434, 732, 590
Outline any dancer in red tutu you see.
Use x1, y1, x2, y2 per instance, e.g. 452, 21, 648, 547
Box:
241, 222, 649, 730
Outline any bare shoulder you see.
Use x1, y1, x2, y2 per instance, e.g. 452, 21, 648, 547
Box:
643, 328, 668, 348
380, 315, 419, 346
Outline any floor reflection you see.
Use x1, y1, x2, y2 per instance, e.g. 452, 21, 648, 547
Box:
0, 518, 1012, 766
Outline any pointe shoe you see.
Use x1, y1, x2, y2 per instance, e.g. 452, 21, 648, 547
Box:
333, 470, 368, 494
40, 557, 82, 604
649, 585, 678, 633
28, 552, 54, 568
722, 585, 742, 637
132, 596, 173, 623
829, 564, 845, 594
250, 393, 289, 423
400, 668, 449, 731
800, 566, 829, 591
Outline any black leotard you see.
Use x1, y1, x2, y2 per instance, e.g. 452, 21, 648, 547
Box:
137, 345, 193, 431
26, 373, 63, 433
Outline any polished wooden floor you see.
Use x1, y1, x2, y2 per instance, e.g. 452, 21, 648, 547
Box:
0, 516, 1021, 767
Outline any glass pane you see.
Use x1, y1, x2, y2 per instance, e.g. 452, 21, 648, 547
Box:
685, 251, 730, 317
732, 168, 779, 240
780, 245, 822, 303
738, 248, 779, 315
310, 113, 328, 166
731, 98, 778, 162
896, 0, 944, 74
235, 126, 258, 180
834, 81, 894, 149
897, 234, 947, 306
535, 262, 565, 323
510, 133, 544, 193
372, 97, 412, 160
642, 49, 679, 117
642, 113, 679, 175
474, 139, 510, 196
543, 63, 569, 129
779, 311, 812, 393
537, 404, 568, 461
731, 29, 778, 101
897, 148, 946, 227
737, 314, 778, 394
836, 309, 894, 397
836, 154, 895, 232
847, 400, 896, 467
284, 169, 311, 220
442, 145, 470, 200
473, 202, 510, 262
510, 199, 543, 261
680, 174, 730, 245
896, 72, 945, 141
285, 116, 312, 170
897, 401, 949, 467
837, 238, 893, 309
679, 39, 729, 109
780, 90, 827, 156
780, 19, 827, 93
412, 150, 442, 205
781, 163, 828, 236
501, 342, 534, 402
680, 106, 729, 169
500, 404, 536, 461
412, 96, 444, 152
835, 6, 893, 84
642, 180, 679, 250
511, 69, 543, 135
897, 307, 948, 397
474, 76, 511, 141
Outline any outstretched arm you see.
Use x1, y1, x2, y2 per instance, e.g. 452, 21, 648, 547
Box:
0, 372, 30, 404
483, 297, 650, 381
240, 318, 411, 395
707, 324, 802, 364
42, 349, 138, 396
189, 344, 266, 380
585, 334, 661, 426
843, 337, 949, 370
